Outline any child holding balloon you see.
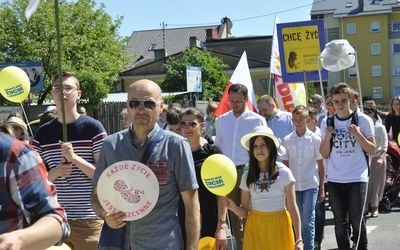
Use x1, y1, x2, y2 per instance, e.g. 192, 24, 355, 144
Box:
223, 126, 303, 250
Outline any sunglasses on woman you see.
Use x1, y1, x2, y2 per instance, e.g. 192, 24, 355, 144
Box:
128, 99, 160, 110
179, 121, 201, 129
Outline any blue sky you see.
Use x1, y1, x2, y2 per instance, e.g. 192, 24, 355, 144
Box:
0, 0, 315, 37
95, 0, 315, 37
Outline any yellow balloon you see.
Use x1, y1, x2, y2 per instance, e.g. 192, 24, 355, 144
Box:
46, 243, 71, 250
198, 237, 216, 250
201, 154, 237, 196
0, 66, 30, 103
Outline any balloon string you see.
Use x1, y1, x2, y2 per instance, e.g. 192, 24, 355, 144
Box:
225, 209, 235, 250
20, 103, 33, 136
316, 57, 326, 120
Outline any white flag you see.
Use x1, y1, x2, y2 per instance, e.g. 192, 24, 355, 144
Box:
270, 15, 281, 76
230, 51, 258, 111
25, 0, 41, 21
215, 51, 258, 117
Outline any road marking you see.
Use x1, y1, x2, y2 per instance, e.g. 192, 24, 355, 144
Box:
366, 226, 377, 234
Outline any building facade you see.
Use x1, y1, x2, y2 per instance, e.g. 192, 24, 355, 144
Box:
311, 0, 400, 104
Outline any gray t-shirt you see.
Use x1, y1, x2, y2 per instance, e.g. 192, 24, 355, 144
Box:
93, 125, 198, 250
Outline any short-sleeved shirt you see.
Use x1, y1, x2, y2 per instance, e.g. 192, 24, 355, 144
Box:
240, 162, 295, 212
93, 125, 198, 250
33, 115, 107, 219
281, 129, 323, 191
320, 113, 374, 183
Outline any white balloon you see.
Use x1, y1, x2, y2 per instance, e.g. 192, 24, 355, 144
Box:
320, 39, 355, 72
97, 161, 159, 221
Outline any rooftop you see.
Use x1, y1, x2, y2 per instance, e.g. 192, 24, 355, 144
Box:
311, 0, 400, 17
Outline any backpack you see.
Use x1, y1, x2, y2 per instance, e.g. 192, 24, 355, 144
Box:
327, 112, 370, 174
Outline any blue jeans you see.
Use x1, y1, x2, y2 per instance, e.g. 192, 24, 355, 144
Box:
315, 183, 328, 244
296, 187, 318, 250
328, 182, 368, 250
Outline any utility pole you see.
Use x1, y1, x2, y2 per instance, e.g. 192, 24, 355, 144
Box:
160, 22, 168, 64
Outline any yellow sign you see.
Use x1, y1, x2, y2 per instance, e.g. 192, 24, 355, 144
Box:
281, 25, 320, 73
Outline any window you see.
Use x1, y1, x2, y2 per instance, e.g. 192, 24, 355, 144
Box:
148, 43, 157, 51
392, 21, 400, 32
370, 21, 380, 32
371, 43, 381, 55
393, 44, 400, 54
394, 65, 400, 76
372, 65, 382, 77
373, 87, 382, 99
347, 23, 356, 34
348, 67, 357, 78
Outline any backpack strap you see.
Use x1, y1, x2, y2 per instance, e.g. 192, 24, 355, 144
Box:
351, 112, 370, 175
351, 111, 358, 126
327, 115, 335, 156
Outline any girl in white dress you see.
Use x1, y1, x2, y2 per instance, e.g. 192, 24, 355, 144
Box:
223, 126, 303, 250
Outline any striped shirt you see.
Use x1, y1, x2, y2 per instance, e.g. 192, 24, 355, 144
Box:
33, 115, 107, 219
0, 133, 69, 243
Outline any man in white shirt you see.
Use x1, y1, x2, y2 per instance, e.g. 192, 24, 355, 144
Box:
214, 83, 266, 248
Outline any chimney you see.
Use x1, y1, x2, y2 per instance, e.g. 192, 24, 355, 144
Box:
218, 16, 233, 38
189, 36, 201, 48
154, 49, 166, 60
358, 0, 364, 12
206, 28, 218, 40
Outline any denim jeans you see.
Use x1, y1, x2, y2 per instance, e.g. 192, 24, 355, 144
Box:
328, 182, 368, 250
315, 183, 328, 244
296, 186, 318, 250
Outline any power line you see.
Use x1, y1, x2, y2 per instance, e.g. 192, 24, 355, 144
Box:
167, 0, 327, 28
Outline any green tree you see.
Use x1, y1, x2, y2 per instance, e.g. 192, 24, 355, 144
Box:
0, 0, 132, 112
161, 47, 229, 101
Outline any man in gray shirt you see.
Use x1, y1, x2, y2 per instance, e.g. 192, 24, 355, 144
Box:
91, 79, 200, 250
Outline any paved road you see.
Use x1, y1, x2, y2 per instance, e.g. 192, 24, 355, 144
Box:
321, 204, 400, 250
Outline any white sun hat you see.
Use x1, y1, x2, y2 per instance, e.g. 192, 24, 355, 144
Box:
6, 117, 27, 135
240, 126, 286, 155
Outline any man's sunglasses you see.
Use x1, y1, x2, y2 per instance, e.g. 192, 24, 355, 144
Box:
179, 121, 201, 129
128, 99, 160, 110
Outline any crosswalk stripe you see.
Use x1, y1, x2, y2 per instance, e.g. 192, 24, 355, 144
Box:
366, 226, 377, 234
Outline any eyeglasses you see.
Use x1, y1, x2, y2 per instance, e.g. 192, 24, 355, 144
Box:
179, 121, 201, 129
52, 85, 77, 94
364, 111, 372, 115
128, 99, 160, 111
229, 99, 246, 104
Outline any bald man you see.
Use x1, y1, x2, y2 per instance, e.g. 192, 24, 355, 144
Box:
91, 79, 200, 250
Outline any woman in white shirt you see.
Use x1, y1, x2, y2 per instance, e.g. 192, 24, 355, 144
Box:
364, 103, 388, 218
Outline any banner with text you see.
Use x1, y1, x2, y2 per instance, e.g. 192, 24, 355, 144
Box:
277, 20, 328, 83
186, 66, 202, 93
